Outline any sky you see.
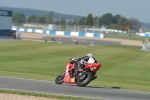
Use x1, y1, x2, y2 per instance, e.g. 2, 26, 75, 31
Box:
0, 0, 150, 23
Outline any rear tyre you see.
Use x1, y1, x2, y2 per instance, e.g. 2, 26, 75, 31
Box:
55, 71, 65, 84
77, 72, 93, 87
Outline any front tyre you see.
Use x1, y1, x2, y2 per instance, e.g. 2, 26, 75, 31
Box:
77, 72, 93, 87
55, 71, 65, 84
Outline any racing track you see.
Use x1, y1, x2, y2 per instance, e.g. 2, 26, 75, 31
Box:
0, 76, 150, 100
23, 36, 143, 46
0, 37, 149, 100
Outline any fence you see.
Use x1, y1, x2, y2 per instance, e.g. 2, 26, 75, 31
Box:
136, 33, 150, 37
11, 27, 104, 39
12, 23, 127, 34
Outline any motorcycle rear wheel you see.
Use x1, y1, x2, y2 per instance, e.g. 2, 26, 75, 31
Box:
55, 71, 65, 84
77, 72, 93, 87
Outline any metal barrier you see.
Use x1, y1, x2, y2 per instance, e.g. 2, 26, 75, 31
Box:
12, 28, 104, 38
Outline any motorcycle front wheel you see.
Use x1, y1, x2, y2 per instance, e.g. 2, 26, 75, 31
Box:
55, 71, 65, 84
77, 72, 93, 87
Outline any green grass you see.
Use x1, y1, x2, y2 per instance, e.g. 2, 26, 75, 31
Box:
0, 89, 99, 100
0, 40, 150, 92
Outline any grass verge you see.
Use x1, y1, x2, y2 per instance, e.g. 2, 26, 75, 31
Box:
0, 89, 99, 100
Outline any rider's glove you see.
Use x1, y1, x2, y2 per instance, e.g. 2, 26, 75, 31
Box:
80, 59, 84, 64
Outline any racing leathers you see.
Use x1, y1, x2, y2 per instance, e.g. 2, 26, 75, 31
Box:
76, 56, 97, 71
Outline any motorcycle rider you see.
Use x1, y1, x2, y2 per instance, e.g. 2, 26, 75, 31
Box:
72, 53, 97, 72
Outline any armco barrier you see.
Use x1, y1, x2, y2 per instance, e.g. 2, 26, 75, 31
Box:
12, 28, 104, 38
145, 33, 150, 37
136, 33, 150, 37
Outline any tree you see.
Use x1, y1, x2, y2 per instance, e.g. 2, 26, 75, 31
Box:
117, 17, 129, 26
28, 15, 36, 23
78, 17, 86, 26
99, 13, 114, 26
114, 14, 121, 24
93, 16, 100, 27
85, 13, 94, 26
115, 16, 130, 31
128, 18, 140, 31
46, 11, 54, 24
59, 18, 66, 25
72, 20, 78, 25
12, 13, 26, 23
67, 20, 73, 25
36, 16, 46, 23
54, 19, 59, 25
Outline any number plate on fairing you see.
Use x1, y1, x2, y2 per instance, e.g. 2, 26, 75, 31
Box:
71, 78, 75, 82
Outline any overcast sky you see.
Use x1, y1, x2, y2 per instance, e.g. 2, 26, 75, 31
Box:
0, 0, 149, 23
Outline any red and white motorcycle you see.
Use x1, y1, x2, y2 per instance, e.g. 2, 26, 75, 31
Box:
55, 58, 102, 87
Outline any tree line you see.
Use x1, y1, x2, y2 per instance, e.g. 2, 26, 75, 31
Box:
12, 12, 140, 31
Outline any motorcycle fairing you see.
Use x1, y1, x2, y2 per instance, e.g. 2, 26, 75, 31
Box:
63, 62, 76, 84
84, 63, 101, 72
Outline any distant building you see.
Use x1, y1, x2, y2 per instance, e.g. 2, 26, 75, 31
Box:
0, 9, 15, 37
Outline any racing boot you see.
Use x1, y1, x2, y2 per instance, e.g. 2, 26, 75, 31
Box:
92, 76, 97, 81
77, 64, 83, 72
73, 70, 78, 76
73, 67, 82, 76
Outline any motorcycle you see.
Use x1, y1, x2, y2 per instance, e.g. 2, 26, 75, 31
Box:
55, 58, 102, 87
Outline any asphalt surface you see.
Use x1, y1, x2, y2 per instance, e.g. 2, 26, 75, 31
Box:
0, 36, 122, 46
24, 36, 122, 46
0, 76, 150, 100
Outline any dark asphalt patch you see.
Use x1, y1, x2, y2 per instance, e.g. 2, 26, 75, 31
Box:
23, 37, 121, 46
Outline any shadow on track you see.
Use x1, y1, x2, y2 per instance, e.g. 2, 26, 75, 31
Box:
61, 83, 121, 89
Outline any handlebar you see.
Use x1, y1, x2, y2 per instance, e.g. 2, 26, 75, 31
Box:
69, 58, 78, 62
